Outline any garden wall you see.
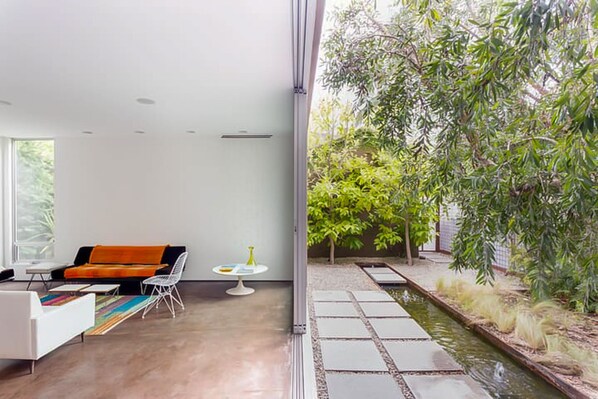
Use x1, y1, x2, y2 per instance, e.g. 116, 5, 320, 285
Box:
308, 226, 419, 259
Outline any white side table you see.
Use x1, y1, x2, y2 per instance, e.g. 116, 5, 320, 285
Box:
48, 284, 91, 295
80, 284, 120, 296
212, 264, 268, 296
26, 262, 68, 291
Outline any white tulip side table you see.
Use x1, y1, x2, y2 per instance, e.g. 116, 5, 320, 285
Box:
212, 264, 268, 296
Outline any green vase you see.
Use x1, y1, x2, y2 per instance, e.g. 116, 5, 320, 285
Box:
246, 246, 257, 266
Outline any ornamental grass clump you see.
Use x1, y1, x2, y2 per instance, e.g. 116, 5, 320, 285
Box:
435, 277, 446, 293
541, 335, 598, 387
531, 301, 574, 331
514, 312, 548, 351
436, 278, 516, 333
492, 306, 517, 334
468, 291, 517, 333
437, 278, 598, 386
455, 281, 479, 310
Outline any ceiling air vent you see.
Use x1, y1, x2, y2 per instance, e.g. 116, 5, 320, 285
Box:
221, 134, 272, 139
221, 130, 272, 139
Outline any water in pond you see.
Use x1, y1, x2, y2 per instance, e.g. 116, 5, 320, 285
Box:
387, 287, 566, 399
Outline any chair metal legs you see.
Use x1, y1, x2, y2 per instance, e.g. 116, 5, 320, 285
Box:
141, 284, 184, 319
172, 285, 184, 309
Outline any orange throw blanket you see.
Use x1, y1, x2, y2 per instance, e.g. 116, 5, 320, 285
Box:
65, 264, 168, 279
89, 245, 168, 265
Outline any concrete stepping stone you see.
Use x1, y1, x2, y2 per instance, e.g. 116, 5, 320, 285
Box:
369, 318, 431, 339
383, 341, 463, 372
326, 373, 405, 399
312, 290, 351, 302
363, 268, 397, 275
360, 302, 410, 318
403, 375, 491, 399
314, 302, 359, 318
351, 290, 395, 302
317, 318, 370, 338
421, 255, 452, 264
370, 274, 407, 284
320, 340, 388, 371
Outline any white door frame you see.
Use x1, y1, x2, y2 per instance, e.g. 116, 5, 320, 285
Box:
291, 1, 325, 398
292, 0, 324, 335
293, 89, 308, 334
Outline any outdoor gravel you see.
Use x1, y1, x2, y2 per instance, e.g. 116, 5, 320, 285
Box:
307, 256, 523, 399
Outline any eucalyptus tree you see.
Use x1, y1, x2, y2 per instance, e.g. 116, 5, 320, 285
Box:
322, 0, 597, 309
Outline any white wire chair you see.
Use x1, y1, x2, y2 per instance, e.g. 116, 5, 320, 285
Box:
141, 252, 188, 319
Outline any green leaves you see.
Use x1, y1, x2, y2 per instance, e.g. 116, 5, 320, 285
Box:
367, 150, 438, 259
308, 98, 439, 264
320, 0, 598, 311
307, 99, 374, 262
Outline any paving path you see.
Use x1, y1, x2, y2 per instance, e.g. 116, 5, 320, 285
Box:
309, 255, 525, 292
310, 289, 492, 399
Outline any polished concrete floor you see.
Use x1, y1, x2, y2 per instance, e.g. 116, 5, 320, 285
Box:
0, 281, 293, 399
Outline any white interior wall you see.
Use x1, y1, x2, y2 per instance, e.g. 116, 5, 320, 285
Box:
54, 135, 293, 281
0, 138, 7, 266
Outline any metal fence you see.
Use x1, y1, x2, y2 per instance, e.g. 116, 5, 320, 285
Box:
438, 204, 511, 270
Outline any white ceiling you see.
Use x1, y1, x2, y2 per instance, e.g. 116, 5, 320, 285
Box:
0, 0, 294, 137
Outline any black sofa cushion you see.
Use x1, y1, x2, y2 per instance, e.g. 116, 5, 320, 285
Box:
0, 268, 15, 282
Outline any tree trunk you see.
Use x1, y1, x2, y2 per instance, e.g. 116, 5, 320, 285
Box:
329, 236, 336, 265
405, 217, 413, 266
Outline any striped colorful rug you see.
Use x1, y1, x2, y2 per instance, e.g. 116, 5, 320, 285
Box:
40, 294, 152, 335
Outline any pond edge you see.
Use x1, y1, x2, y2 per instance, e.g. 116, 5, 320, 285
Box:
380, 265, 590, 399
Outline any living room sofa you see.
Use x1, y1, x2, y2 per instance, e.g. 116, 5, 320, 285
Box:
0, 291, 95, 373
0, 266, 15, 282
51, 245, 187, 284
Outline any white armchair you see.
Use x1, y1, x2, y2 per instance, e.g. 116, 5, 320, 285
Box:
0, 291, 95, 373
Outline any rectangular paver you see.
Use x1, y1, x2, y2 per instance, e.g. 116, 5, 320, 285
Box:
316, 318, 370, 338
403, 375, 491, 399
383, 341, 463, 372
351, 290, 395, 302
312, 290, 351, 302
421, 255, 452, 264
327, 373, 405, 399
369, 318, 431, 339
360, 302, 410, 318
363, 268, 397, 275
314, 302, 359, 318
371, 274, 407, 284
320, 340, 388, 371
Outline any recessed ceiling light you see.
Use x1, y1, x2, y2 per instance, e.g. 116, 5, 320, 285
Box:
134, 130, 146, 134
0, 100, 12, 106
136, 98, 155, 105
186, 130, 196, 134
81, 131, 93, 135
238, 130, 248, 134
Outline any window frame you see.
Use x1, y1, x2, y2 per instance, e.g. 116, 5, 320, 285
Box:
11, 138, 55, 263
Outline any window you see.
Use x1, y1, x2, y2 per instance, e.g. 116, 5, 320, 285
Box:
12, 139, 55, 262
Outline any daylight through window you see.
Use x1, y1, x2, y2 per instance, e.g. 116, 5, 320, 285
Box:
12, 139, 55, 262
